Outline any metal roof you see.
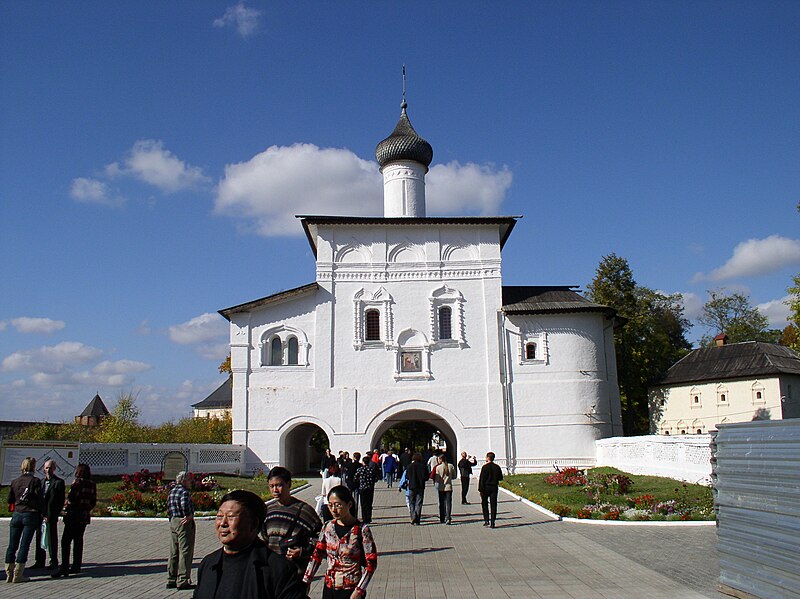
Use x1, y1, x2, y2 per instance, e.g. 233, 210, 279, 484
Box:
502, 286, 615, 316
79, 394, 110, 417
192, 378, 232, 409
654, 342, 800, 386
299, 215, 520, 257
375, 104, 433, 169
219, 282, 319, 320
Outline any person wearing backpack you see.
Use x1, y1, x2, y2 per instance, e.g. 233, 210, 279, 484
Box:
4, 456, 43, 583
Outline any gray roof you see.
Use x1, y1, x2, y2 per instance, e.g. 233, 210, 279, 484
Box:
654, 342, 800, 387
300, 215, 520, 256
502, 286, 615, 316
375, 104, 433, 169
79, 394, 109, 417
219, 282, 319, 320
192, 378, 232, 409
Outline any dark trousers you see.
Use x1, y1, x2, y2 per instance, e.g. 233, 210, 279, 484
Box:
481, 489, 499, 525
35, 516, 59, 566
359, 488, 374, 523
408, 489, 424, 524
60, 520, 87, 572
349, 487, 359, 518
460, 477, 470, 503
438, 490, 452, 522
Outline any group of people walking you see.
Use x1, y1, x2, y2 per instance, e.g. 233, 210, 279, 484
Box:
5, 447, 504, 598
4, 457, 97, 584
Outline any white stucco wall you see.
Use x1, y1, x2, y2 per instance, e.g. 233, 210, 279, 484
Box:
649, 374, 800, 434
229, 221, 621, 473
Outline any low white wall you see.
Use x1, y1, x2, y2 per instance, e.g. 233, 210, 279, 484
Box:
80, 443, 246, 476
595, 435, 712, 485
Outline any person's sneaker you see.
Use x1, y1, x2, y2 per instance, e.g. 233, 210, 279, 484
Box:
166, 582, 177, 589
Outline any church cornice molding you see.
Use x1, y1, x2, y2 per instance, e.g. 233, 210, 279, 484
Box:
317, 268, 501, 282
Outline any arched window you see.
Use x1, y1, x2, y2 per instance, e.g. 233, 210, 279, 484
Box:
270, 337, 283, 366
438, 306, 452, 340
525, 342, 537, 360
287, 337, 299, 365
365, 309, 381, 341
696, 429, 703, 434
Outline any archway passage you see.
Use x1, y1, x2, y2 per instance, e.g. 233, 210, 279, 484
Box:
283, 423, 330, 476
372, 409, 458, 464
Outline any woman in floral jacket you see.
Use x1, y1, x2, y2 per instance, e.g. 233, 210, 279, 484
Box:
303, 485, 377, 599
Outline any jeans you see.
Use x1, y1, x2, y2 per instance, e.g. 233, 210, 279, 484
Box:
438, 490, 453, 522
384, 471, 395, 486
408, 489, 424, 524
6, 511, 41, 564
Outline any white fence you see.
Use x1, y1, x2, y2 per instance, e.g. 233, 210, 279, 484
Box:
79, 443, 246, 476
595, 435, 712, 484
713, 420, 800, 599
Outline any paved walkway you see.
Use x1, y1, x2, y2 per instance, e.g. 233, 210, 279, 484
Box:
0, 480, 724, 598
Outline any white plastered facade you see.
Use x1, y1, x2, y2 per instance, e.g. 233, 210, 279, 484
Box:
226, 220, 623, 473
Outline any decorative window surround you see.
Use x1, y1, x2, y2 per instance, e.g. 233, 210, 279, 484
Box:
428, 285, 466, 347
518, 330, 548, 365
393, 329, 433, 380
690, 387, 702, 409
717, 385, 730, 406
258, 325, 310, 367
353, 287, 394, 350
751, 381, 765, 404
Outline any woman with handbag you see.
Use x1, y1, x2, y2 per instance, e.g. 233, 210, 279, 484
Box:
53, 463, 96, 577
5, 457, 43, 583
303, 485, 377, 599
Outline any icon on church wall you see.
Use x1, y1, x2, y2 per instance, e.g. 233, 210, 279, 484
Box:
400, 351, 422, 373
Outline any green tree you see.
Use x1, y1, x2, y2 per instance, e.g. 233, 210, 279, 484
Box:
587, 254, 691, 435
698, 290, 779, 345
785, 274, 800, 352
95, 391, 145, 443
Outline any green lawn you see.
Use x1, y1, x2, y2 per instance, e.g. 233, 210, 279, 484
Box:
1, 474, 308, 518
502, 467, 714, 521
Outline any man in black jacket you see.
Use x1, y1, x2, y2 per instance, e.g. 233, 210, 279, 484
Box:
194, 490, 307, 599
478, 452, 504, 528
457, 452, 478, 505
404, 453, 428, 525
33, 459, 66, 570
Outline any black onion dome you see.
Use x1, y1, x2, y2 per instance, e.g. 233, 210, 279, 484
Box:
375, 103, 433, 169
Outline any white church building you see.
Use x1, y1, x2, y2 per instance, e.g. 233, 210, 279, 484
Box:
220, 101, 623, 474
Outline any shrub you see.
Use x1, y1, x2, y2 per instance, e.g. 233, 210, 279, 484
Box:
119, 469, 164, 492
549, 502, 572, 517
576, 508, 593, 519
544, 467, 587, 487
109, 490, 145, 512
603, 509, 621, 520
191, 492, 217, 511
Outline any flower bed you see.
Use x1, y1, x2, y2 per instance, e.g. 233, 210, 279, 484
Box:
503, 467, 713, 521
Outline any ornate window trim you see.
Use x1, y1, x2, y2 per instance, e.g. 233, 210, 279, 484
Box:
751, 381, 765, 404
428, 285, 465, 348
353, 287, 394, 350
393, 329, 433, 381
518, 331, 548, 365
690, 387, 702, 409
716, 384, 729, 406
258, 325, 310, 367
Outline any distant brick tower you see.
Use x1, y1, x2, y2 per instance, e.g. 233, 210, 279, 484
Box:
75, 393, 110, 426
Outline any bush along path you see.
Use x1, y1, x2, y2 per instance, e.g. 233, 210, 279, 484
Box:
502, 467, 714, 521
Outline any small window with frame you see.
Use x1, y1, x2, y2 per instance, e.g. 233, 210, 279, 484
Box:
365, 309, 381, 341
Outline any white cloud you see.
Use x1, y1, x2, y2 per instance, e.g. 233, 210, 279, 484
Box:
214, 144, 513, 236
92, 360, 152, 375
69, 177, 121, 206
757, 296, 791, 328
2, 342, 103, 373
693, 235, 800, 282
168, 312, 228, 345
426, 161, 512, 215
108, 139, 209, 193
678, 291, 704, 321
0, 321, 7, 331
10, 316, 66, 335
213, 2, 263, 38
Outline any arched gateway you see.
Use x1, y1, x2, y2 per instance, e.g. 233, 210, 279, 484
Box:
221, 100, 622, 474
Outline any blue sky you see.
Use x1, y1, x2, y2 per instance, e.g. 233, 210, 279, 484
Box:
2, 2, 799, 423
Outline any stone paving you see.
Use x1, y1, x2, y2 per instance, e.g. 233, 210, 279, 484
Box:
0, 480, 724, 598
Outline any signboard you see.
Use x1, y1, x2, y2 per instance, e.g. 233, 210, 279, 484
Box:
0, 440, 80, 485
